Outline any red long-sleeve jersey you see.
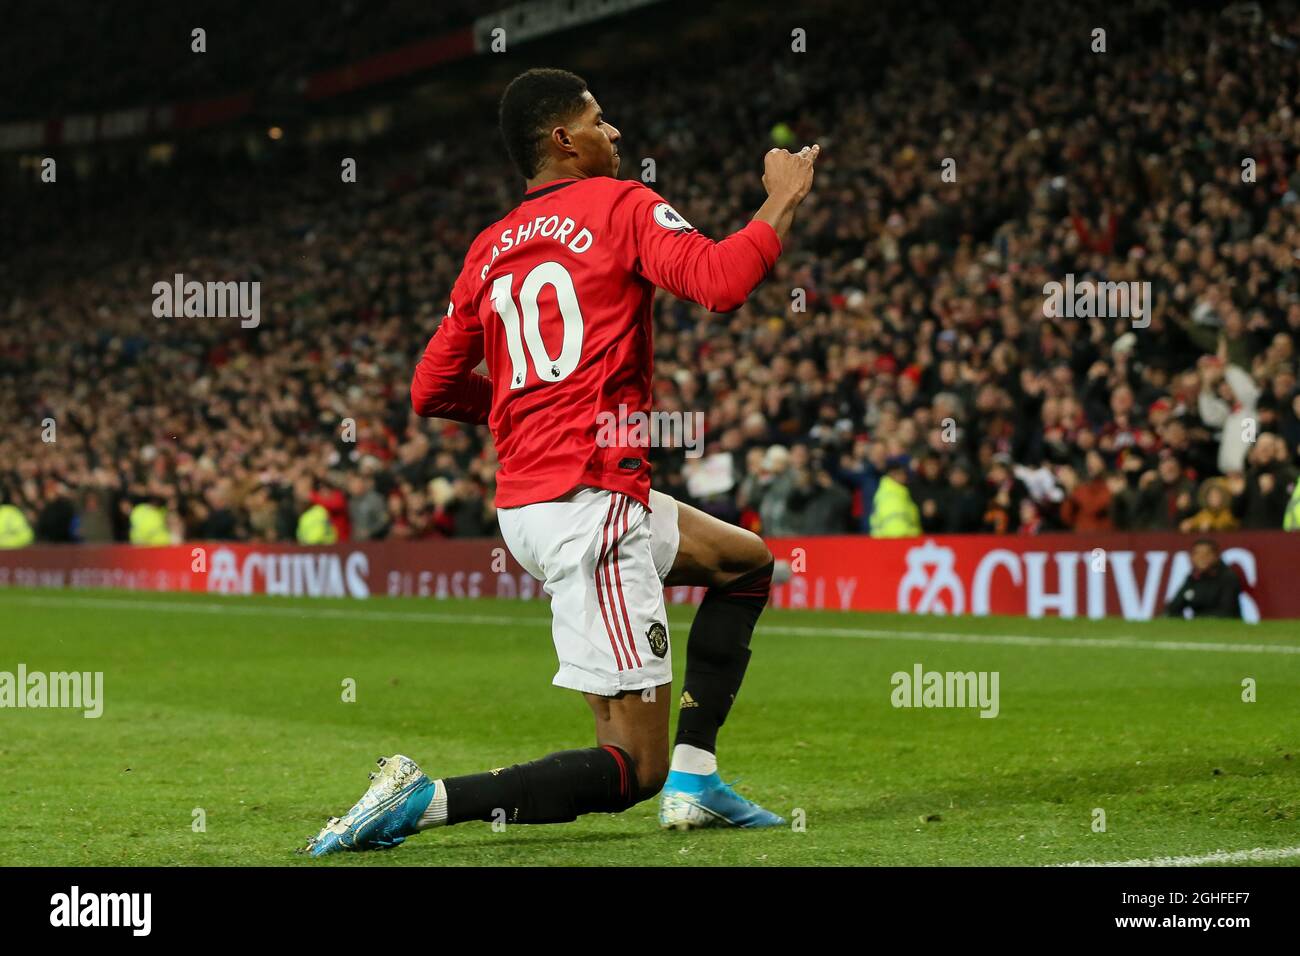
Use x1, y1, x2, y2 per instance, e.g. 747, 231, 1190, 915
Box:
411, 175, 782, 508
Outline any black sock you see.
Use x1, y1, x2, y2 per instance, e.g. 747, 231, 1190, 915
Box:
674, 560, 774, 755
442, 745, 638, 825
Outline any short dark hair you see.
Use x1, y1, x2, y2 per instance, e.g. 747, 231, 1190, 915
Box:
499, 68, 588, 178
1192, 537, 1220, 553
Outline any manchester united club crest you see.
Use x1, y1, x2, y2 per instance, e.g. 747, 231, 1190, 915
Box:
646, 622, 669, 659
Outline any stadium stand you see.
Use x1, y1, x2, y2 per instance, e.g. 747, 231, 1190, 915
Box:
3, 0, 1299, 544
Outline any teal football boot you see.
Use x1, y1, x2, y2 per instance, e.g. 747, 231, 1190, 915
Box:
658, 770, 785, 829
303, 754, 436, 856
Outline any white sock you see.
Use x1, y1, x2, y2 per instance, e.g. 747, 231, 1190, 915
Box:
416, 779, 448, 830
670, 744, 717, 776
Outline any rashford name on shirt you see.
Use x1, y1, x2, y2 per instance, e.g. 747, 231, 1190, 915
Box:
478, 214, 596, 280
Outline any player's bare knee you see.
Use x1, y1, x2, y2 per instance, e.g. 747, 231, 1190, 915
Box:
634, 756, 669, 800
716, 529, 773, 584
705, 538, 774, 622
748, 535, 775, 573
619, 738, 668, 801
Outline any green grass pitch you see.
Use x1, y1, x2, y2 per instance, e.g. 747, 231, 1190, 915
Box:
0, 586, 1296, 867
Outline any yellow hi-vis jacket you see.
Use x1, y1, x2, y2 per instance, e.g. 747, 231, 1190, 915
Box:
296, 504, 338, 545
129, 502, 171, 545
870, 475, 921, 538
0, 504, 34, 548
1285, 480, 1300, 531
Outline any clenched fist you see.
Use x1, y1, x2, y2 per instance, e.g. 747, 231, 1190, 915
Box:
763, 144, 820, 203
753, 144, 821, 243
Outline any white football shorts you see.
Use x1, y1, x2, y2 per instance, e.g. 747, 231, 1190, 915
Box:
497, 485, 680, 696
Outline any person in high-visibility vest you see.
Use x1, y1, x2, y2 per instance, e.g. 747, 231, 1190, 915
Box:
870, 456, 921, 538
0, 500, 34, 548
1285, 479, 1300, 531
297, 503, 338, 544
129, 499, 171, 545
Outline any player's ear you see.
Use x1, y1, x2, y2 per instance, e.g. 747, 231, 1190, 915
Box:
550, 125, 577, 157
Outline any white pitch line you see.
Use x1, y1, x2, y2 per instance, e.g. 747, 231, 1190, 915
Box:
6, 593, 1300, 656
4, 594, 535, 628
770, 623, 1300, 656
1052, 845, 1300, 867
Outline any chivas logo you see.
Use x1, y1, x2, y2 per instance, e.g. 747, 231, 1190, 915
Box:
897, 540, 966, 614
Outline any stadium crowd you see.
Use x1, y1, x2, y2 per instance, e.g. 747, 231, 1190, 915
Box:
4, 0, 1300, 547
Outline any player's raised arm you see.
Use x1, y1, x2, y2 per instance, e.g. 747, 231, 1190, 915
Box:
615, 144, 820, 313
754, 144, 820, 244
410, 276, 493, 424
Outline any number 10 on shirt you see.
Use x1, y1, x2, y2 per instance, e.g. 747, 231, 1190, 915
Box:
490, 261, 585, 388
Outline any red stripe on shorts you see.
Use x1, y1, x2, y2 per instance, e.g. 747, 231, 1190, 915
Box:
600, 496, 636, 670
610, 495, 643, 668
595, 496, 625, 672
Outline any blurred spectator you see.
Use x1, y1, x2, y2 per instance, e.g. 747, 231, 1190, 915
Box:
870, 456, 920, 538
0, 489, 34, 548
1120, 454, 1196, 531
788, 450, 852, 534
35, 481, 76, 542
347, 473, 389, 541
941, 461, 985, 534
129, 497, 171, 546
981, 460, 1022, 534
1164, 538, 1242, 619
1286, 475, 1300, 531
1059, 452, 1114, 532
1017, 499, 1043, 535
448, 477, 497, 538
1231, 433, 1298, 529
1180, 479, 1240, 534
197, 479, 241, 541
1198, 360, 1262, 475
912, 454, 948, 533
754, 445, 798, 537
310, 478, 351, 543
296, 501, 338, 544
